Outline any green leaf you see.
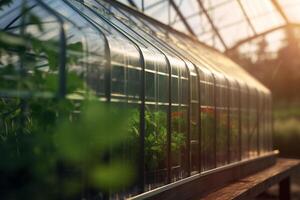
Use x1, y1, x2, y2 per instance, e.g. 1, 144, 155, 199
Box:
90, 161, 134, 191
0, 0, 13, 10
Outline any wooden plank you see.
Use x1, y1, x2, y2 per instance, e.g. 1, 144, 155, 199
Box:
130, 151, 277, 200
200, 159, 300, 200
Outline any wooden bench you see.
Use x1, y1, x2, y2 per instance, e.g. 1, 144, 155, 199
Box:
199, 159, 300, 200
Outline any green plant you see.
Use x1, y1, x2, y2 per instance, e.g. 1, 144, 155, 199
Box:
128, 109, 186, 170
0, 2, 135, 199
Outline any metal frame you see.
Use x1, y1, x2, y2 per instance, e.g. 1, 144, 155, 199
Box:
79, 3, 148, 192
121, 0, 300, 52
63, 0, 112, 102
82, 0, 273, 193
129, 151, 278, 200
90, 0, 196, 187
104, 0, 208, 177
38, 0, 67, 98
226, 23, 300, 53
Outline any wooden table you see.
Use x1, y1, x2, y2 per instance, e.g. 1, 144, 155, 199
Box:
200, 159, 300, 200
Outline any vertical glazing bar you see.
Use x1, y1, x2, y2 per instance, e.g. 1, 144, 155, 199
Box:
238, 84, 242, 161
256, 90, 260, 156
271, 96, 273, 151
213, 76, 217, 168
266, 94, 268, 152
39, 0, 66, 98
227, 80, 231, 163
195, 67, 202, 173
139, 52, 145, 193
104, 39, 111, 102
247, 87, 250, 158
186, 65, 191, 176
58, 24, 66, 98
167, 59, 172, 183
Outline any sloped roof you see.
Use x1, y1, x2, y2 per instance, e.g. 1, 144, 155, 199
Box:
117, 0, 300, 53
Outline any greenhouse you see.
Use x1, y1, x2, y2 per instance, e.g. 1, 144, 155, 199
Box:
0, 0, 275, 199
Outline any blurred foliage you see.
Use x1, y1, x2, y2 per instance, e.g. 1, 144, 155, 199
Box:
0, 1, 135, 199
273, 104, 300, 120
229, 27, 300, 159
273, 105, 300, 158
229, 28, 300, 104
0, 0, 13, 10
0, 98, 135, 199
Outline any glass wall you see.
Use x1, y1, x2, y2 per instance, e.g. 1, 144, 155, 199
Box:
240, 85, 250, 160
170, 58, 189, 181
144, 52, 169, 190
258, 91, 269, 155
188, 63, 200, 175
249, 88, 258, 158
266, 93, 273, 153
200, 71, 216, 171
0, 0, 63, 97
47, 0, 144, 197
215, 76, 229, 167
94, 0, 203, 178
229, 81, 240, 163
267, 95, 273, 152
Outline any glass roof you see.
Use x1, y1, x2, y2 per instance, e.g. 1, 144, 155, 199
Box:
117, 0, 300, 53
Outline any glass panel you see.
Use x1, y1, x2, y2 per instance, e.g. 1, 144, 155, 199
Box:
229, 81, 240, 163
110, 41, 141, 101
258, 93, 265, 155
240, 86, 249, 160
144, 52, 169, 190
96, 0, 193, 182
201, 73, 216, 171
268, 95, 273, 152
0, 0, 61, 97
144, 105, 168, 190
249, 89, 258, 158
190, 70, 199, 174
216, 77, 229, 167
53, 1, 144, 198
170, 58, 189, 181
267, 94, 272, 152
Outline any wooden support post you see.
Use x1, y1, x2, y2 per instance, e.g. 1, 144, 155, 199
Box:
279, 177, 291, 200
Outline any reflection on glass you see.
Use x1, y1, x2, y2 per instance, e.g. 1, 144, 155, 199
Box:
249, 90, 258, 158
241, 88, 249, 160
229, 83, 240, 163
201, 74, 216, 171
216, 79, 229, 167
